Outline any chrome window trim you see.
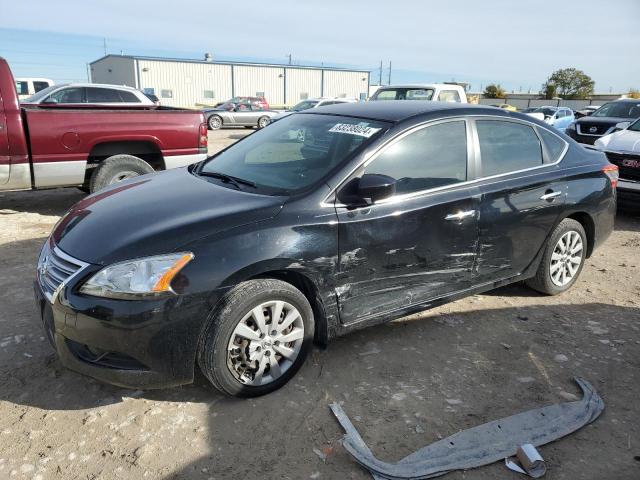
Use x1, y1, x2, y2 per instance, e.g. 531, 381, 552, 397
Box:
322, 114, 569, 208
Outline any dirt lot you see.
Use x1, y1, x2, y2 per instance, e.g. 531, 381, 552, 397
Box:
1, 129, 639, 480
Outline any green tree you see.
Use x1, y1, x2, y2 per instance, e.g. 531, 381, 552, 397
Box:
541, 68, 594, 99
483, 84, 506, 99
541, 83, 557, 100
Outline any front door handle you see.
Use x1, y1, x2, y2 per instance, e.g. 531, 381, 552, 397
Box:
445, 210, 476, 221
540, 191, 562, 201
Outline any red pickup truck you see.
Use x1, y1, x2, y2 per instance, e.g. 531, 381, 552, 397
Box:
0, 57, 208, 193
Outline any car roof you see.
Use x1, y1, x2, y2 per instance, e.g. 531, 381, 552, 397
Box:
302, 100, 506, 122
375, 84, 463, 89
57, 83, 142, 92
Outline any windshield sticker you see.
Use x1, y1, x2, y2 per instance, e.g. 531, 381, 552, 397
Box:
329, 123, 381, 138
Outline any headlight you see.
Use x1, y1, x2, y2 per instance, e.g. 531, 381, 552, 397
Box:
80, 252, 194, 299
566, 122, 576, 131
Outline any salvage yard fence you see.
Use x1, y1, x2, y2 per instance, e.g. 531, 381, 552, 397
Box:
478, 97, 606, 110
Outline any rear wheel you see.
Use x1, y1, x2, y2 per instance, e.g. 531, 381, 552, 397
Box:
198, 279, 314, 397
208, 115, 222, 130
525, 218, 587, 295
89, 154, 154, 193
257, 116, 271, 129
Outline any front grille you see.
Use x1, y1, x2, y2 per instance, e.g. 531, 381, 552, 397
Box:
577, 123, 611, 136
37, 241, 89, 303
606, 151, 640, 182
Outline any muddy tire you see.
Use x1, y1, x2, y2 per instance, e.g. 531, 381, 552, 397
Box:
89, 154, 154, 193
198, 279, 314, 397
525, 218, 587, 295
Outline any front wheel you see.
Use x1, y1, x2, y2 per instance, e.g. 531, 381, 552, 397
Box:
198, 279, 314, 397
525, 218, 587, 295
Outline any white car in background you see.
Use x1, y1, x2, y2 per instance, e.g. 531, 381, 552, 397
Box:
273, 97, 358, 121
21, 83, 155, 106
595, 118, 640, 206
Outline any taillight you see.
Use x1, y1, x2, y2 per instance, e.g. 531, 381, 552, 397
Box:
199, 123, 208, 148
602, 164, 618, 188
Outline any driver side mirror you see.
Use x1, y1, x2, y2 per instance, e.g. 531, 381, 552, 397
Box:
615, 121, 631, 131
42, 97, 59, 104
357, 174, 396, 203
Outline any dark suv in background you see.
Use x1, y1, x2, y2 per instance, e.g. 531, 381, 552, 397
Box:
566, 99, 640, 144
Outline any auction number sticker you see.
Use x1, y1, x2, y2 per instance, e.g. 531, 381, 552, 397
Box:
329, 123, 381, 137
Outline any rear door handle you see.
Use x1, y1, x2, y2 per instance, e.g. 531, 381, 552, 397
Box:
540, 191, 562, 201
445, 210, 476, 221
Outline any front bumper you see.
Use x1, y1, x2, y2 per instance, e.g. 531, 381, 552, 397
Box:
34, 272, 217, 389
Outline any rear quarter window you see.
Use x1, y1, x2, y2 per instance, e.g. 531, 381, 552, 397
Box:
538, 128, 567, 162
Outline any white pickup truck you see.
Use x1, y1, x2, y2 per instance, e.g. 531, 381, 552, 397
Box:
369, 84, 468, 103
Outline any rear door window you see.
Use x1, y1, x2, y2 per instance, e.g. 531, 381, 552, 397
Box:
538, 128, 567, 162
33, 81, 50, 92
87, 87, 125, 103
15, 81, 29, 95
476, 120, 543, 177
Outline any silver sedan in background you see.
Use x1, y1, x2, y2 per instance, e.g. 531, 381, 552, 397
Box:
203, 101, 280, 130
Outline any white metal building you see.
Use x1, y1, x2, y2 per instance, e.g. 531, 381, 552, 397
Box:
90, 55, 370, 108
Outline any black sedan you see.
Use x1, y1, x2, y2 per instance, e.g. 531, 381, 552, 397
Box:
35, 102, 618, 397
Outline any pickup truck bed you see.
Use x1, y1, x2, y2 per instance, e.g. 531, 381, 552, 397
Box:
1, 57, 208, 193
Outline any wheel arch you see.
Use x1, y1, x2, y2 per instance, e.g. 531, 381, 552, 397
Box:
87, 140, 165, 171
564, 211, 596, 258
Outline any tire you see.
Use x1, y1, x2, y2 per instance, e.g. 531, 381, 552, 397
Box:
257, 116, 271, 129
198, 279, 314, 397
525, 218, 587, 295
89, 154, 154, 193
208, 115, 223, 130
243, 126, 255, 129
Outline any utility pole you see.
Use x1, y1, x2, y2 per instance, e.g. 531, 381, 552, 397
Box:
379, 61, 383, 86
103, 38, 107, 56
287, 53, 292, 65
388, 61, 392, 85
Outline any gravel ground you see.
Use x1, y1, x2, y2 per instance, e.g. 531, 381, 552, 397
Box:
0, 129, 638, 480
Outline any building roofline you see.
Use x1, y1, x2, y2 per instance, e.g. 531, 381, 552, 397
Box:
90, 54, 371, 74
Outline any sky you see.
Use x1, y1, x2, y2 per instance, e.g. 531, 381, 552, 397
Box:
0, 0, 638, 93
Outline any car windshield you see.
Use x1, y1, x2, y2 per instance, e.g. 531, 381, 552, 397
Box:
628, 119, 640, 132
591, 102, 640, 118
197, 114, 388, 194
291, 100, 319, 111
22, 84, 61, 103
533, 107, 557, 116
373, 88, 435, 101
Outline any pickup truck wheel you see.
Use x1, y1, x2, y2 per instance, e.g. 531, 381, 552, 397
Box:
208, 115, 222, 130
257, 116, 271, 129
89, 154, 154, 193
198, 279, 314, 397
525, 218, 587, 295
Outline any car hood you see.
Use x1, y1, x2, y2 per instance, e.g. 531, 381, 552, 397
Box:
595, 129, 640, 152
53, 168, 285, 265
576, 116, 631, 126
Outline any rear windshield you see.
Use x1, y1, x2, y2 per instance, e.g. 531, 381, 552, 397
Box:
197, 114, 388, 194
591, 102, 640, 119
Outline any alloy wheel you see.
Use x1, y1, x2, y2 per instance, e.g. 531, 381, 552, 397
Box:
227, 300, 304, 386
549, 230, 583, 287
